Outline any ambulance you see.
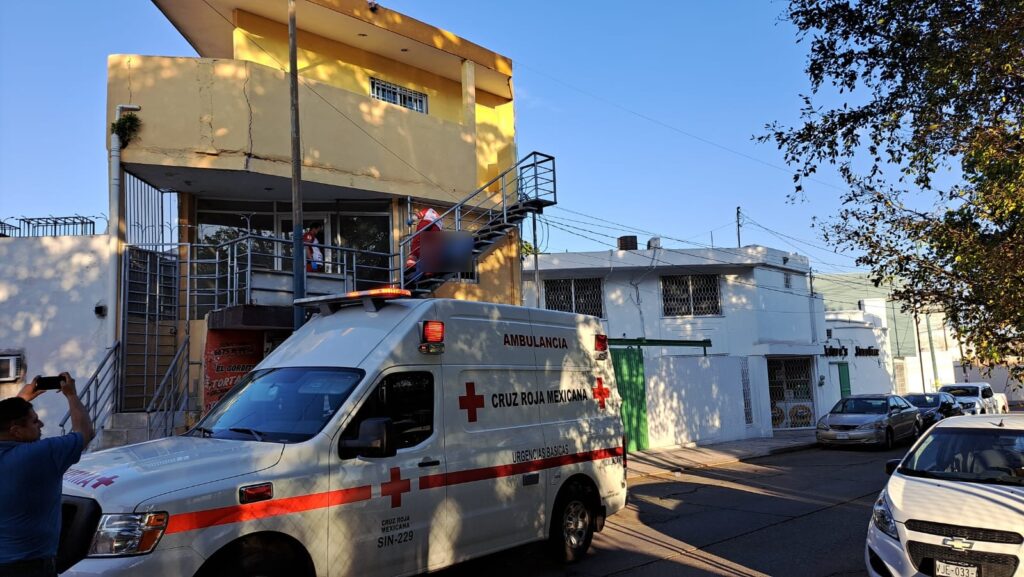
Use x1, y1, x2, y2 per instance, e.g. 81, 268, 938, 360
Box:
58, 290, 627, 576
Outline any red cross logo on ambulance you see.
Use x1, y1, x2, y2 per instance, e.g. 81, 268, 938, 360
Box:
458, 382, 485, 423
381, 467, 410, 508
592, 378, 610, 410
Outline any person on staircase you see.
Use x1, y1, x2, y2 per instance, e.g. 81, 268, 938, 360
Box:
0, 373, 94, 577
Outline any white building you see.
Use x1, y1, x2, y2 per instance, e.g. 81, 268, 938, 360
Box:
823, 298, 895, 398
0, 230, 118, 432
523, 243, 835, 450
816, 273, 961, 395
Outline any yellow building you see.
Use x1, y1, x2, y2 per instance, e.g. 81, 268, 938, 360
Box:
104, 0, 556, 422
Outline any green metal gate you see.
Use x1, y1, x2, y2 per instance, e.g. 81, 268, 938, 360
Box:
611, 347, 649, 451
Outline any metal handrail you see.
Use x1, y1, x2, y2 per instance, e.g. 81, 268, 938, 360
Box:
59, 342, 121, 435
146, 336, 192, 439
397, 151, 555, 287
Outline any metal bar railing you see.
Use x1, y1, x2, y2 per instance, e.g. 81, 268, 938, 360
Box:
397, 151, 555, 288
146, 335, 190, 439
59, 342, 121, 435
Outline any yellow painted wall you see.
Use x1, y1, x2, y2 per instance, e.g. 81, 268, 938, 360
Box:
108, 54, 476, 203
433, 229, 522, 305
233, 11, 465, 125
475, 91, 516, 188
232, 10, 516, 190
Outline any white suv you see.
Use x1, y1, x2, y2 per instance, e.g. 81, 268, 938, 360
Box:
939, 383, 999, 415
866, 415, 1024, 577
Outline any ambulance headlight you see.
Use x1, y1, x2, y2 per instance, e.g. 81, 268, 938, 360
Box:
88, 512, 168, 556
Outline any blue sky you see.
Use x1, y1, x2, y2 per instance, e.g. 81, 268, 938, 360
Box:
0, 1, 863, 273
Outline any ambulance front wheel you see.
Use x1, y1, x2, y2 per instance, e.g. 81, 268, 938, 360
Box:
550, 480, 597, 563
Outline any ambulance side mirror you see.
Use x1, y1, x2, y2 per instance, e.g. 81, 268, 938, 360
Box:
338, 417, 396, 460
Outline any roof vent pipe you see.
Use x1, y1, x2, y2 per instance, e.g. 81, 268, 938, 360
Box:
647, 237, 662, 250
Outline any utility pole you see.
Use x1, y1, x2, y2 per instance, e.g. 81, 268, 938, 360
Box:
924, 311, 940, 388
532, 213, 540, 308
736, 206, 742, 248
289, 0, 306, 330
913, 313, 928, 391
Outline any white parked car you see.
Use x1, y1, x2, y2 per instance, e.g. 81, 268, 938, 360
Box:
939, 383, 1000, 415
866, 414, 1024, 577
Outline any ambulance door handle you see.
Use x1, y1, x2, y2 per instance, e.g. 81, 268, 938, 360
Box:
418, 458, 440, 468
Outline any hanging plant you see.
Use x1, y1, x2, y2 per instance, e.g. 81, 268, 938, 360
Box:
111, 112, 142, 147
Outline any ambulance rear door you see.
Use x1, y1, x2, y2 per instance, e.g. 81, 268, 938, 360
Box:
437, 300, 548, 560
528, 309, 622, 499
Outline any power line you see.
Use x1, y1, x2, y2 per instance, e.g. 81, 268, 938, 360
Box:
538, 216, 870, 309
534, 223, 868, 314
516, 61, 847, 193
741, 212, 860, 262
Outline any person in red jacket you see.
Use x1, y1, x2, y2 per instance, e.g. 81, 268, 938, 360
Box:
407, 209, 441, 269
303, 222, 324, 273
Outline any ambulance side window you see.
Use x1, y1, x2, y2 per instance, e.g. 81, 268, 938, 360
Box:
343, 372, 434, 451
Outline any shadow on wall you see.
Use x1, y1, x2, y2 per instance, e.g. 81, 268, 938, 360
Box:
109, 52, 504, 201
0, 236, 115, 430
645, 355, 750, 449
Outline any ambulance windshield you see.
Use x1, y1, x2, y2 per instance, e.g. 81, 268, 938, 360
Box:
195, 367, 364, 443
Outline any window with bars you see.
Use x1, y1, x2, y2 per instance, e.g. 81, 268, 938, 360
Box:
370, 78, 428, 114
784, 273, 792, 289
661, 274, 721, 316
893, 358, 907, 396
543, 278, 604, 318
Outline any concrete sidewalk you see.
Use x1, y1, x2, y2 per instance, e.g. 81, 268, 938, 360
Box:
626, 430, 817, 480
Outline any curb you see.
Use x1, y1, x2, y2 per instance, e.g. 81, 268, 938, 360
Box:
626, 441, 819, 481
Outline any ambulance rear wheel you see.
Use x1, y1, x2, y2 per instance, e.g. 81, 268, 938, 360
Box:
550, 482, 596, 563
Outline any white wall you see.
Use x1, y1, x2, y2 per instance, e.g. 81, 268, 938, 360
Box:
0, 236, 116, 436
526, 258, 830, 445
825, 300, 894, 398
644, 354, 772, 448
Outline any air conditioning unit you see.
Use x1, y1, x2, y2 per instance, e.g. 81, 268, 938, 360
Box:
0, 355, 22, 382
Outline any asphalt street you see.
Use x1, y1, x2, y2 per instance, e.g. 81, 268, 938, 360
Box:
434, 446, 909, 577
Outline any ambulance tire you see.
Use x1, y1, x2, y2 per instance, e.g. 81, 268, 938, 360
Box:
197, 533, 314, 577
549, 480, 597, 563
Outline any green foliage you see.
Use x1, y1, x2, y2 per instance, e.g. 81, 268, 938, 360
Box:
764, 0, 1024, 380
521, 239, 538, 259
111, 112, 141, 147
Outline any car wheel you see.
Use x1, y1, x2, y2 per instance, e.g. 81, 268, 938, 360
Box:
550, 482, 596, 563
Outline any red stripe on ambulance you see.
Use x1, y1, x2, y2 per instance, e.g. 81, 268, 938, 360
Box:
162, 447, 622, 534
418, 447, 623, 490
164, 485, 372, 534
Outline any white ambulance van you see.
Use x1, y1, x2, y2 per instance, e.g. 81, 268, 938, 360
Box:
58, 290, 627, 576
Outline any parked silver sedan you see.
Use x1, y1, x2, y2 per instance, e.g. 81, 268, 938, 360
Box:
816, 394, 921, 449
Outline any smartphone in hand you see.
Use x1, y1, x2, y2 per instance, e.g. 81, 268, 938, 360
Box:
35, 375, 65, 390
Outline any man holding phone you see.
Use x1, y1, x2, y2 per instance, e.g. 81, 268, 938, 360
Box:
0, 373, 95, 577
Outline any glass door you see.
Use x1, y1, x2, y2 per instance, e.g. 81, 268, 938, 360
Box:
334, 213, 391, 289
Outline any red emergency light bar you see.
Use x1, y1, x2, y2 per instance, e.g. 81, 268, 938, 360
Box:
295, 288, 413, 314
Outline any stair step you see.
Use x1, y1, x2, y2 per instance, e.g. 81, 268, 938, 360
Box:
108, 412, 150, 430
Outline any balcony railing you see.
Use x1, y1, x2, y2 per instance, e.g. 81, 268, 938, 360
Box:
0, 216, 97, 237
